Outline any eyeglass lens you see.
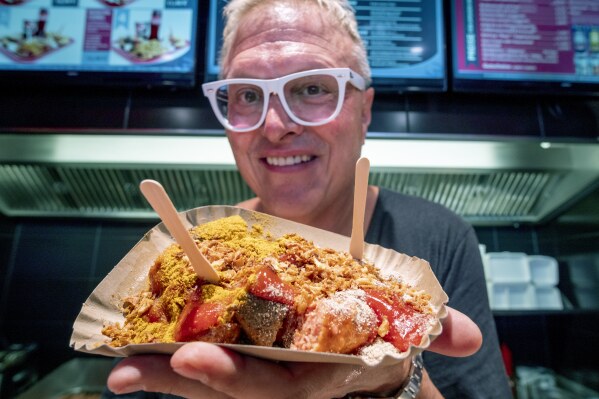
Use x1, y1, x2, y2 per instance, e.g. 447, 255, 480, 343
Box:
214, 74, 340, 130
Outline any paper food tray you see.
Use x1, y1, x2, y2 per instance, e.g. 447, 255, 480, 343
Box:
71, 205, 448, 366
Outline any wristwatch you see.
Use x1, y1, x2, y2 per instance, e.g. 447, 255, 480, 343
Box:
346, 353, 424, 399
395, 353, 424, 399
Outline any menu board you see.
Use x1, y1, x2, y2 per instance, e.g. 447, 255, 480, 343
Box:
452, 0, 599, 93
351, 0, 446, 91
0, 0, 198, 87
205, 0, 446, 92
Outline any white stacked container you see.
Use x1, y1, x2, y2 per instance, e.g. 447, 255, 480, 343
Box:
483, 252, 562, 310
565, 255, 599, 309
485, 252, 535, 310
528, 255, 562, 310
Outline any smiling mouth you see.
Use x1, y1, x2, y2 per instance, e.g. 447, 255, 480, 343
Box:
265, 155, 315, 166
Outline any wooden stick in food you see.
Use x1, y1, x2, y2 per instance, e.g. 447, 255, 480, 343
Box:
349, 157, 370, 260
139, 179, 219, 283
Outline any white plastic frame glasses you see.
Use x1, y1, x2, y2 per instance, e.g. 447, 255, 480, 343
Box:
202, 67, 367, 132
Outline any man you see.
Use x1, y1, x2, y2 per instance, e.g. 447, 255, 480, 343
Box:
105, 0, 512, 397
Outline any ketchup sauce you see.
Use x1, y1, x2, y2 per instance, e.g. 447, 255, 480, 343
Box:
364, 289, 429, 352
249, 266, 295, 306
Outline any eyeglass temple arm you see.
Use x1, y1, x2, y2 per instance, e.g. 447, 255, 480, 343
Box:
349, 70, 366, 90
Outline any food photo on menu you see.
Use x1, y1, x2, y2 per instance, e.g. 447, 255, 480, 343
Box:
97, 0, 136, 7
110, 8, 191, 64
0, 6, 81, 63
0, 0, 29, 5
0, 0, 27, 6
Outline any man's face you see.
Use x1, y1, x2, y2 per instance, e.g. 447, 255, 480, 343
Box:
224, 2, 374, 223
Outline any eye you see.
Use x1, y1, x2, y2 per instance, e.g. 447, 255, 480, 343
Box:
303, 84, 326, 96
288, 75, 337, 99
241, 89, 259, 103
232, 86, 262, 106
297, 83, 330, 97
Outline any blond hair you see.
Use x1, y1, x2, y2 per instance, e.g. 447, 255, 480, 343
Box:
219, 0, 371, 85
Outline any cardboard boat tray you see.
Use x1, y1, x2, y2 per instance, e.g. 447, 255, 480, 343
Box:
71, 205, 448, 366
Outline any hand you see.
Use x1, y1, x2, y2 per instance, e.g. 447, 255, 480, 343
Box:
106, 307, 482, 399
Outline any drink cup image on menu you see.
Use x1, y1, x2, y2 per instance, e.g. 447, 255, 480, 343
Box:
590, 28, 599, 53
110, 8, 192, 64
0, 7, 85, 64
572, 26, 589, 53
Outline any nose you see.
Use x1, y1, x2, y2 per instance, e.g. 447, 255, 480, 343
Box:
261, 93, 303, 142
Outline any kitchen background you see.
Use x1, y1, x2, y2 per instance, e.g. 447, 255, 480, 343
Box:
1, 0, 599, 398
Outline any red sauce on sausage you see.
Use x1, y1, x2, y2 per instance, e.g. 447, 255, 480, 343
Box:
364, 289, 429, 352
249, 266, 295, 306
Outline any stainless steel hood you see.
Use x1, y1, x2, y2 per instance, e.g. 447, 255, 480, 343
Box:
1, 133, 598, 225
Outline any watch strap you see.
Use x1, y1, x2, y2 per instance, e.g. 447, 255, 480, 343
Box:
397, 353, 423, 399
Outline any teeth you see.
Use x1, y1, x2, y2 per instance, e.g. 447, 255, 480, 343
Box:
266, 155, 312, 166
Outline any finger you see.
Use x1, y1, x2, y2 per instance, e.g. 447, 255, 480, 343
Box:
171, 342, 306, 399
106, 355, 232, 399
428, 307, 482, 357
171, 342, 411, 399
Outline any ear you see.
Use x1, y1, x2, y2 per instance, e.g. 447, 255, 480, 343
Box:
360, 87, 375, 144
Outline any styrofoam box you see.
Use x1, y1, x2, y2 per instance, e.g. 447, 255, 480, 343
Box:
486, 252, 531, 284
488, 283, 536, 310
479, 244, 491, 281
528, 255, 559, 286
534, 286, 563, 310
574, 287, 599, 309
566, 256, 599, 288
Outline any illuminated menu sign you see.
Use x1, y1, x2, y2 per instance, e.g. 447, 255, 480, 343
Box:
0, 0, 198, 86
205, 0, 446, 91
453, 0, 599, 86
350, 0, 445, 89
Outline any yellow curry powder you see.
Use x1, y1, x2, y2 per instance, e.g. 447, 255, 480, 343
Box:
191, 215, 283, 263
104, 215, 285, 345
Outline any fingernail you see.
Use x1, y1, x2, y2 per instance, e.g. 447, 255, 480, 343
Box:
111, 384, 145, 394
173, 367, 209, 384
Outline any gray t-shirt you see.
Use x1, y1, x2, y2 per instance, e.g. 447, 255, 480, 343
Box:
366, 188, 512, 399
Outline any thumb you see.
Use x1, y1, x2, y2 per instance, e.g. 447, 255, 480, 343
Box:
428, 307, 482, 357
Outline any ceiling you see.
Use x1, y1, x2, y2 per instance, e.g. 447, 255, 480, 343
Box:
1, 133, 598, 225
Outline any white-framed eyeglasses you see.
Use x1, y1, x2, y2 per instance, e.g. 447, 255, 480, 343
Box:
202, 68, 366, 133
